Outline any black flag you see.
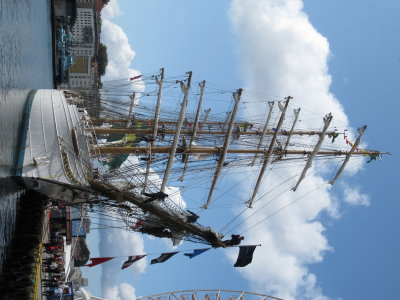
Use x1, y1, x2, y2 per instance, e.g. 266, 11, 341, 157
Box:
234, 245, 257, 267
151, 252, 178, 265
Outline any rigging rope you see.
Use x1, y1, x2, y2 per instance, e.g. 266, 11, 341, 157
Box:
240, 183, 328, 235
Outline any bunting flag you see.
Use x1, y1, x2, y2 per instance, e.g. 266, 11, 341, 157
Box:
151, 252, 178, 265
130, 75, 143, 81
130, 219, 143, 230
121, 255, 146, 270
234, 246, 257, 267
84, 246, 259, 269
344, 135, 368, 154
184, 248, 210, 259
84, 257, 115, 267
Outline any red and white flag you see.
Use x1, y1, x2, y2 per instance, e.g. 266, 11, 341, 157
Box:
84, 257, 115, 267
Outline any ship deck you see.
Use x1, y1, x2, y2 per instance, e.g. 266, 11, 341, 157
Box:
19, 89, 92, 199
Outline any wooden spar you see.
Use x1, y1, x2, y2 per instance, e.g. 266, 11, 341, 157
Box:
188, 81, 206, 144
122, 92, 137, 144
91, 118, 248, 126
329, 125, 367, 185
93, 128, 342, 137
246, 97, 291, 208
151, 68, 165, 140
160, 72, 192, 192
87, 178, 225, 247
283, 108, 301, 153
251, 101, 275, 166
180, 80, 206, 181
92, 146, 382, 156
202, 89, 242, 209
126, 92, 136, 130
143, 68, 164, 193
202, 108, 211, 130
292, 113, 332, 192
222, 111, 232, 131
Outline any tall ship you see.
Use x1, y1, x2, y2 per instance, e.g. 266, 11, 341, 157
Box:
14, 68, 387, 248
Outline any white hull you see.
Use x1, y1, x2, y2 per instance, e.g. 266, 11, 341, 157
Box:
16, 89, 92, 200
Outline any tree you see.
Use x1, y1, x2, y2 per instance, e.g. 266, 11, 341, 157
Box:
97, 43, 108, 76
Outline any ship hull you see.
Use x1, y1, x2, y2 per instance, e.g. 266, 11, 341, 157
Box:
14, 89, 92, 201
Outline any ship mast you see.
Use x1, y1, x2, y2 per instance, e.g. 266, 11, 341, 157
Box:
81, 70, 389, 249
180, 80, 206, 181
329, 125, 367, 185
292, 113, 332, 191
202, 88, 242, 209
250, 101, 274, 166
282, 108, 301, 154
246, 97, 291, 208
93, 128, 343, 137
142, 68, 164, 192
89, 74, 387, 215
88, 178, 225, 247
160, 71, 192, 192
93, 147, 383, 156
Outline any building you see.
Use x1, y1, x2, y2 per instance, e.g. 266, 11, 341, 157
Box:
69, 57, 93, 87
54, 0, 77, 26
77, 0, 97, 9
56, 0, 103, 88
70, 7, 95, 56
69, 6, 96, 88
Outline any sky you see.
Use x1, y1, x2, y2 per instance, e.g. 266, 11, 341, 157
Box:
83, 1, 400, 299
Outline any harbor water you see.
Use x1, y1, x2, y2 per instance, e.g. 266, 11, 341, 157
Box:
0, 0, 54, 270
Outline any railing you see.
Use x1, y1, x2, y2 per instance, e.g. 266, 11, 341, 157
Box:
58, 137, 84, 186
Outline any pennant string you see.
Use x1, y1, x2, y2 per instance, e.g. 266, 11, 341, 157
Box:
83, 245, 262, 268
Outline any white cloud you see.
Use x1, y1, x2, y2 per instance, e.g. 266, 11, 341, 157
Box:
227, 0, 368, 299
101, 1, 142, 86
97, 148, 187, 297
230, 0, 349, 127
101, 18, 140, 80
342, 184, 370, 206
104, 282, 137, 300
99, 218, 147, 297
98, 8, 148, 295
99, 3, 147, 295
102, 0, 122, 19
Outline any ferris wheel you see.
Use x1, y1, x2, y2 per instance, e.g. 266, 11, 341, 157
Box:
136, 289, 284, 300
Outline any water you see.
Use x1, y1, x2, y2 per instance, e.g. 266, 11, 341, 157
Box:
0, 0, 53, 270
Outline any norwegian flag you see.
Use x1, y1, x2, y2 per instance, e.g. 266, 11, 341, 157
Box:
150, 252, 178, 265
121, 255, 146, 270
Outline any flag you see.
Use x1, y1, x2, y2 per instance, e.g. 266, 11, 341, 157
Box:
184, 248, 210, 259
121, 255, 146, 270
151, 252, 178, 265
234, 246, 257, 267
130, 75, 143, 81
84, 257, 115, 267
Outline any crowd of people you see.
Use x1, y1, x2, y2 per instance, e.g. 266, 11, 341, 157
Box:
41, 204, 70, 298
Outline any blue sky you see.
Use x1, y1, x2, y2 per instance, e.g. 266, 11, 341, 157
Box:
83, 1, 400, 299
